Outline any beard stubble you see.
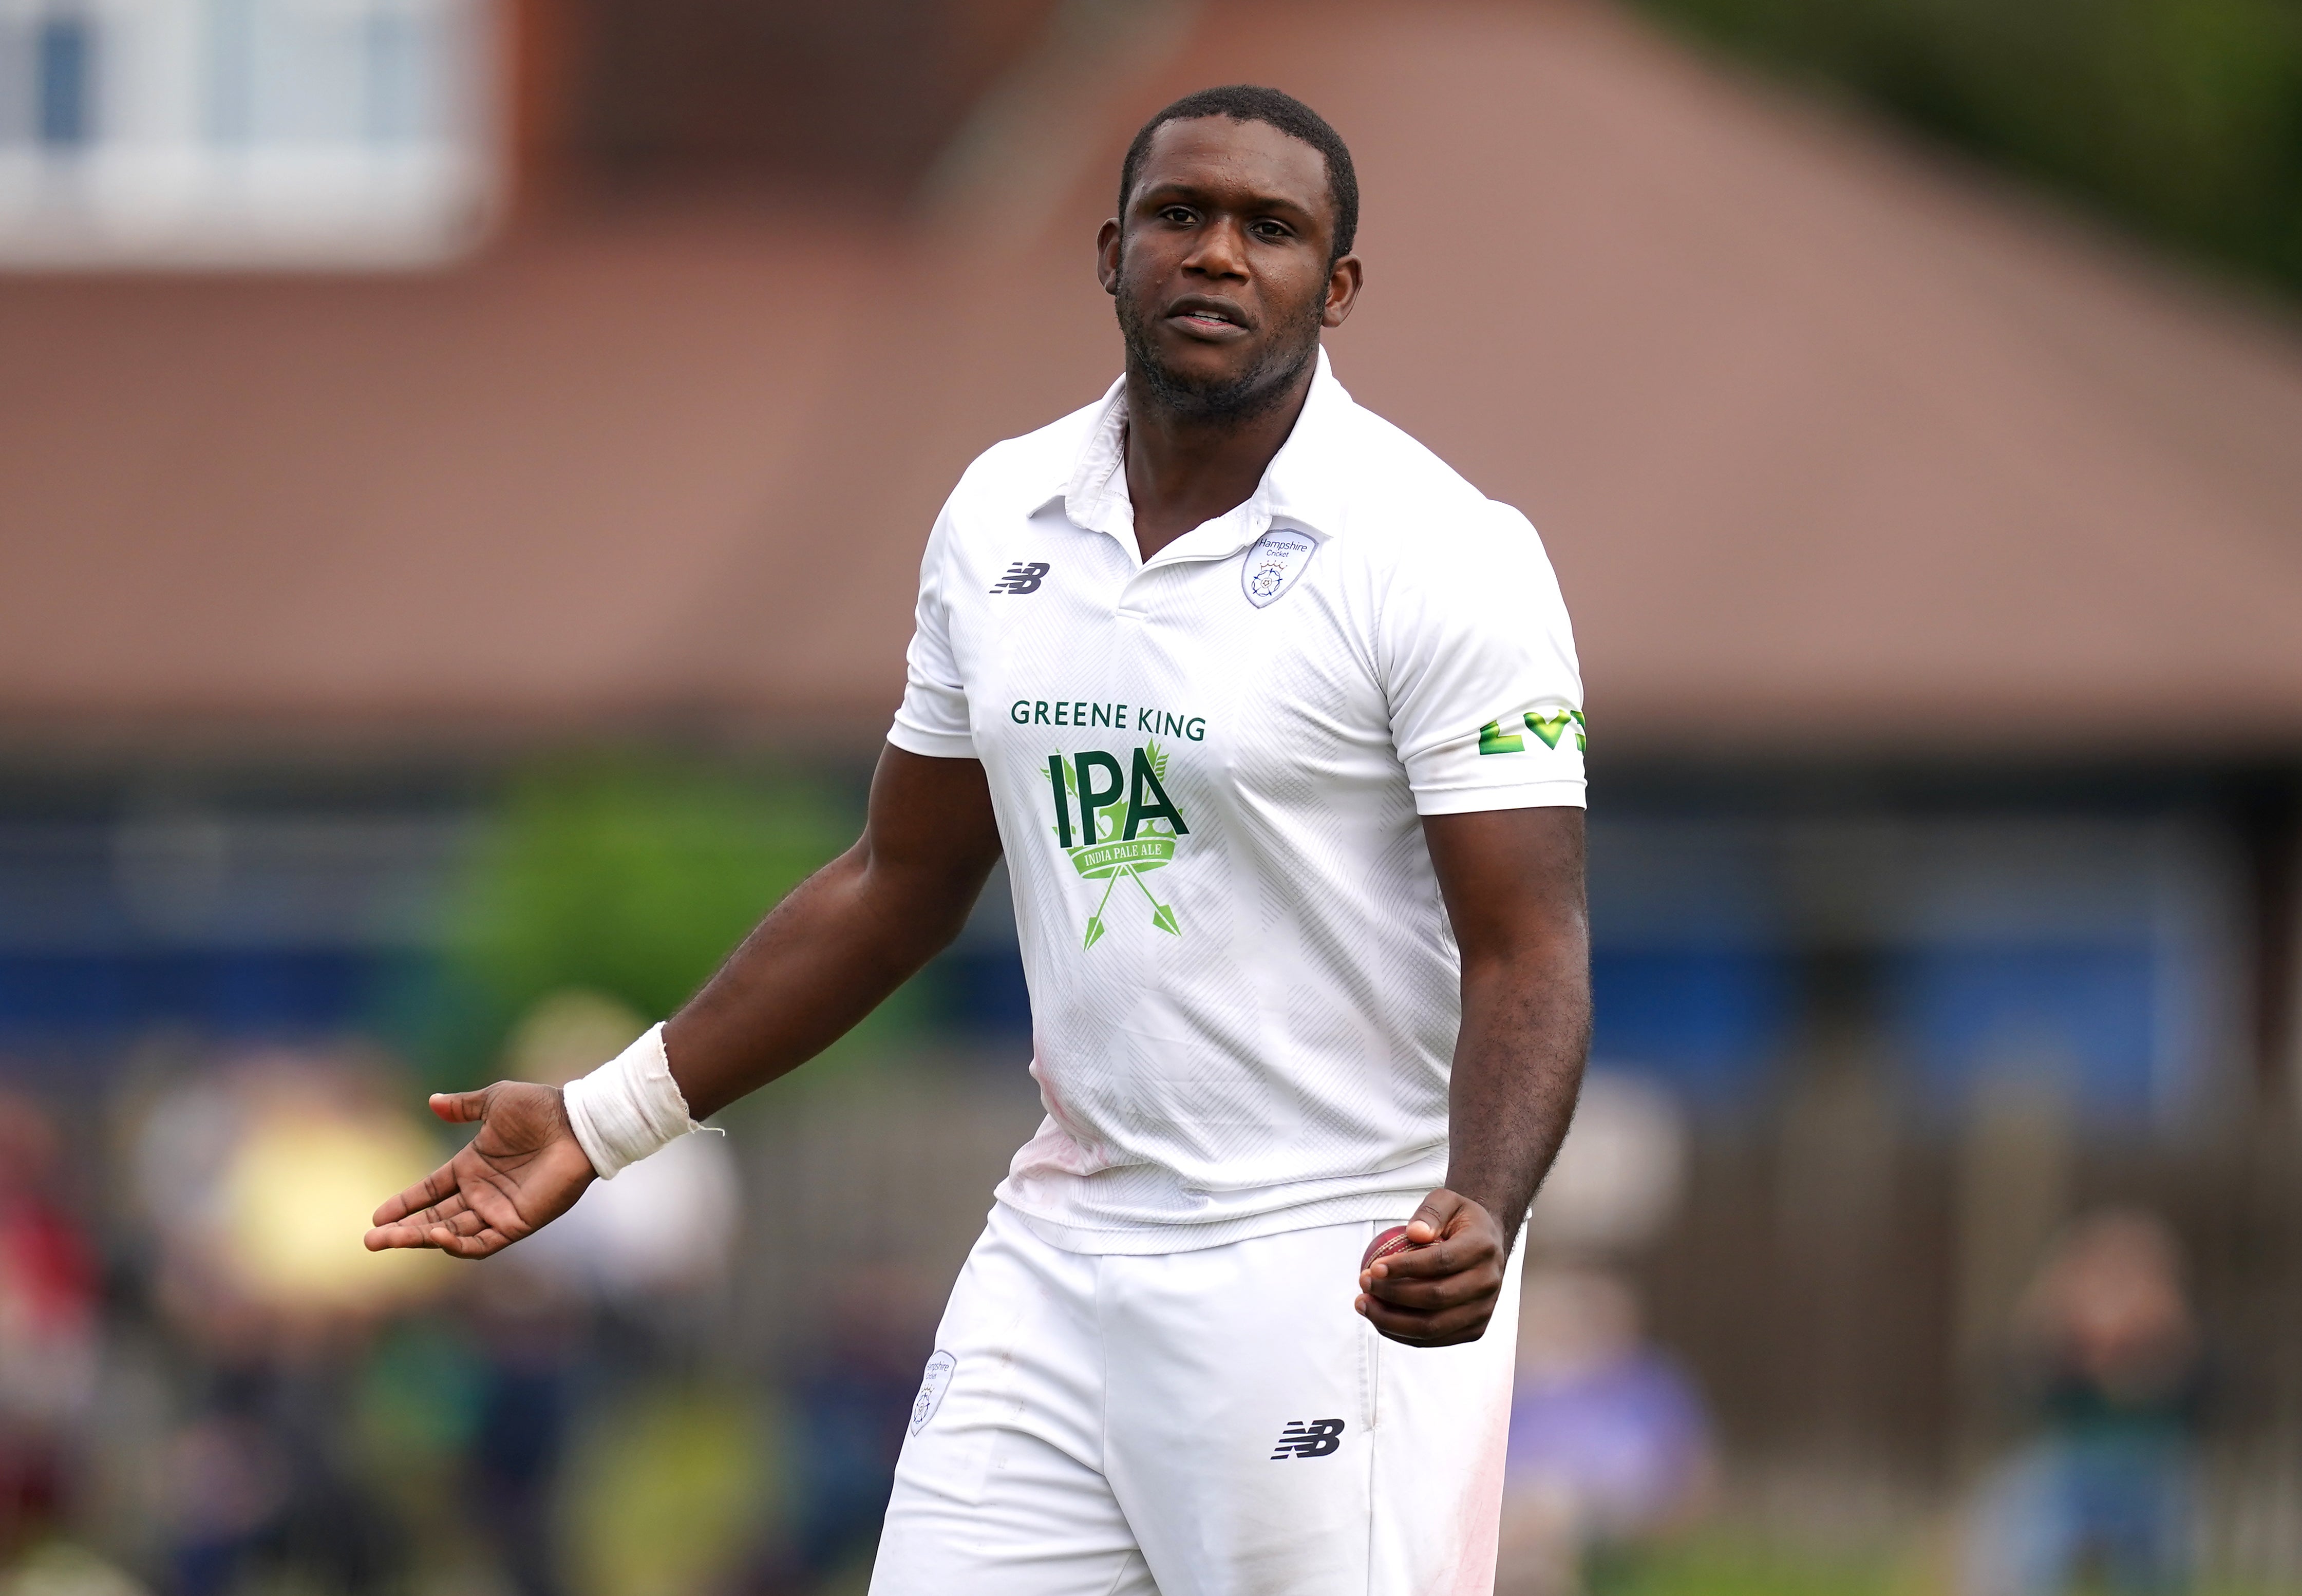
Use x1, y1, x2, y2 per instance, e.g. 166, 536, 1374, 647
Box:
1115, 265, 1326, 425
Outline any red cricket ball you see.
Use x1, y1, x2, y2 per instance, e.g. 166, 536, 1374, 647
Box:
1362, 1225, 1416, 1271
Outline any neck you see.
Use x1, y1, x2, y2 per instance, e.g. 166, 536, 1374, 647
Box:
1121, 355, 1316, 560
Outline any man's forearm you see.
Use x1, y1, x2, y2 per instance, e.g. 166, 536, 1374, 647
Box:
1442, 936, 1591, 1250
659, 847, 963, 1117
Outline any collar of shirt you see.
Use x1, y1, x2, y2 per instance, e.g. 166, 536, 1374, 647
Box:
1045, 346, 1351, 566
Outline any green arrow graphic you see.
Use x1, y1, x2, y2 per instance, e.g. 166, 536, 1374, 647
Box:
1083, 866, 1122, 949
1124, 862, 1181, 935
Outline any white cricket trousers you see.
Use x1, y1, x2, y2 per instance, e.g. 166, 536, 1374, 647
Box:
869, 1202, 1524, 1596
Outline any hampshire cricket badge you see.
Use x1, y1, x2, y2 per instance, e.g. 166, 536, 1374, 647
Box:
1242, 528, 1316, 609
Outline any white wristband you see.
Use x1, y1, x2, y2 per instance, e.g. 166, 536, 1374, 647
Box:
560, 1022, 716, 1179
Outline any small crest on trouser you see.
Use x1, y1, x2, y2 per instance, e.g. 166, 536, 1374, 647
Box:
1241, 528, 1316, 608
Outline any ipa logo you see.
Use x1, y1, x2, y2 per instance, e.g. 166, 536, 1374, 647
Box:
1046, 742, 1190, 948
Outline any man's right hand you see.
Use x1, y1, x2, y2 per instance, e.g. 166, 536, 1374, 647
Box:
364, 1082, 596, 1260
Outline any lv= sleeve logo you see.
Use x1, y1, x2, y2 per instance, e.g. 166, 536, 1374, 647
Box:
1477, 708, 1586, 755
990, 561, 1050, 595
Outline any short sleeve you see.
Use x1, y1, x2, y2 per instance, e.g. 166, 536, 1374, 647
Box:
1381, 501, 1585, 814
887, 506, 978, 758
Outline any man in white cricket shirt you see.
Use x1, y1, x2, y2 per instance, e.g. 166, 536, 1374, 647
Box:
369, 85, 1592, 1595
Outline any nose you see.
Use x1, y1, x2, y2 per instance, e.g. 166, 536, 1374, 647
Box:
1179, 214, 1250, 282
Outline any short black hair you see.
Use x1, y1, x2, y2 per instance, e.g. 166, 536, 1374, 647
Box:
1117, 85, 1358, 263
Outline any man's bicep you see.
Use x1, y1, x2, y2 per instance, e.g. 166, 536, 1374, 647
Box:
1383, 504, 1585, 815
862, 745, 1005, 908
1420, 806, 1588, 962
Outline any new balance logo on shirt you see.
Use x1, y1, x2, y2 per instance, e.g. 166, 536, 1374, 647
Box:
1270, 1418, 1346, 1459
990, 561, 1050, 594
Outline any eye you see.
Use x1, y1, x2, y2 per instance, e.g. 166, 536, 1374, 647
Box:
1159, 205, 1197, 224
1252, 219, 1293, 240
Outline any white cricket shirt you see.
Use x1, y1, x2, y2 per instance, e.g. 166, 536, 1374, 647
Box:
889, 350, 1584, 1253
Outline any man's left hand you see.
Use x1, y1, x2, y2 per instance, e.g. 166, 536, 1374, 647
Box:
1356, 1187, 1508, 1346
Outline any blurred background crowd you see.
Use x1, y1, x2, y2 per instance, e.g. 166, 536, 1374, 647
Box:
4, 1, 2301, 1594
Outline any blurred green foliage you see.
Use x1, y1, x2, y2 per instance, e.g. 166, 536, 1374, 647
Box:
1587, 1533, 2302, 1596
1629, 0, 2302, 296
455, 752, 848, 1021
1585, 1537, 1901, 1596
409, 750, 903, 1086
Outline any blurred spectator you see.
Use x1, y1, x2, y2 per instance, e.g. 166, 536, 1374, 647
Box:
0, 1541, 150, 1596
116, 1055, 450, 1596
128, 1056, 447, 1336
166, 1377, 402, 1596
1496, 1268, 1715, 1596
778, 1268, 939, 1586
1499, 1074, 1708, 1594
463, 1264, 585, 1596
1966, 1209, 2203, 1596
450, 993, 749, 1596
0, 1093, 99, 1555
1524, 1072, 1688, 1257
349, 1309, 486, 1557
555, 1377, 771, 1596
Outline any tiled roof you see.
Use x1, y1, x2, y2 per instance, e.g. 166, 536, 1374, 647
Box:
5, 0, 2299, 753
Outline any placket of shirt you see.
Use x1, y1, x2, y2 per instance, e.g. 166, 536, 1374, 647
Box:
1111, 498, 1271, 620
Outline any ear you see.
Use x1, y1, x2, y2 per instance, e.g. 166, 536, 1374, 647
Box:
1322, 254, 1363, 329
1097, 218, 1123, 296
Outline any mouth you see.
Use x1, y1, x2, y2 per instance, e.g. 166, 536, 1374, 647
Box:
1164, 297, 1251, 338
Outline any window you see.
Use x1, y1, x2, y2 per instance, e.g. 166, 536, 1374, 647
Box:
0, 0, 499, 268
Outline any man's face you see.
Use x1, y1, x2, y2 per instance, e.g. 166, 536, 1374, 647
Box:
1099, 117, 1361, 422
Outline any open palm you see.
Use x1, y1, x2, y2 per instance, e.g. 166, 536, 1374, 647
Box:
365, 1081, 596, 1259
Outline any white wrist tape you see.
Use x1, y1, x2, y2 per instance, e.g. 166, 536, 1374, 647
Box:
560, 1022, 716, 1179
